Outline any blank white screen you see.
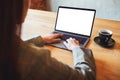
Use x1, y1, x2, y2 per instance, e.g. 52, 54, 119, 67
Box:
56, 8, 95, 36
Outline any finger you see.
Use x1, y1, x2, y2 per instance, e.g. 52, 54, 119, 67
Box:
67, 38, 73, 44
66, 39, 70, 43
55, 33, 63, 36
68, 37, 80, 46
63, 41, 67, 46
52, 38, 62, 42
69, 37, 72, 39
63, 41, 69, 49
53, 33, 63, 38
71, 37, 77, 39
71, 38, 79, 43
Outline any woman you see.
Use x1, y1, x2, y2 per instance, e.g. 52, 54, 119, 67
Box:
0, 0, 96, 80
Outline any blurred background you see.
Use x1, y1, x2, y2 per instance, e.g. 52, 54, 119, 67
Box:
30, 0, 120, 21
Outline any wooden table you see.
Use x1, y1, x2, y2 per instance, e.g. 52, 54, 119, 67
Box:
22, 9, 120, 80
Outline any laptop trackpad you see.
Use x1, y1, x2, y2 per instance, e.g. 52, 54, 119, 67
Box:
50, 40, 67, 49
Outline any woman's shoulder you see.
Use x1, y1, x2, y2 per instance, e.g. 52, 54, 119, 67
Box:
16, 41, 51, 79
17, 40, 51, 60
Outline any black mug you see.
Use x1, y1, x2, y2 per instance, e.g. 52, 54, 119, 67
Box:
99, 30, 112, 44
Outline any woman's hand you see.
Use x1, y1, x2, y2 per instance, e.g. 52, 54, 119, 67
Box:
43, 33, 63, 44
63, 37, 80, 50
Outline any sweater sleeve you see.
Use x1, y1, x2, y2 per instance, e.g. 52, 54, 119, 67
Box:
24, 36, 46, 47
72, 46, 96, 80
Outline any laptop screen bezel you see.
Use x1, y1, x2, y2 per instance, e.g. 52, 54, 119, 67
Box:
54, 6, 96, 38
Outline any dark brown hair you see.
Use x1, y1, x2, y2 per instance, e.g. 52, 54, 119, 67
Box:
0, 0, 23, 80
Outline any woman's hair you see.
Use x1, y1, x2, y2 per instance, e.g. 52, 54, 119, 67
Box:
0, 0, 23, 80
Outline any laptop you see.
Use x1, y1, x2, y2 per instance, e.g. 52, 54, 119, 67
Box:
50, 6, 96, 49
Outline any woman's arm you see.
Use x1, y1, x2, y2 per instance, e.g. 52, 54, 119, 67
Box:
63, 38, 96, 80
72, 47, 96, 80
24, 33, 63, 47
24, 36, 45, 47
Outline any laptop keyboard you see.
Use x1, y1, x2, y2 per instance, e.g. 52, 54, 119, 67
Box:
53, 32, 88, 44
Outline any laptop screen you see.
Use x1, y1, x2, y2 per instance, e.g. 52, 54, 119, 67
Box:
55, 6, 96, 37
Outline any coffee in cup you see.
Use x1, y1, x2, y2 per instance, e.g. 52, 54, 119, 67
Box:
99, 29, 112, 44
